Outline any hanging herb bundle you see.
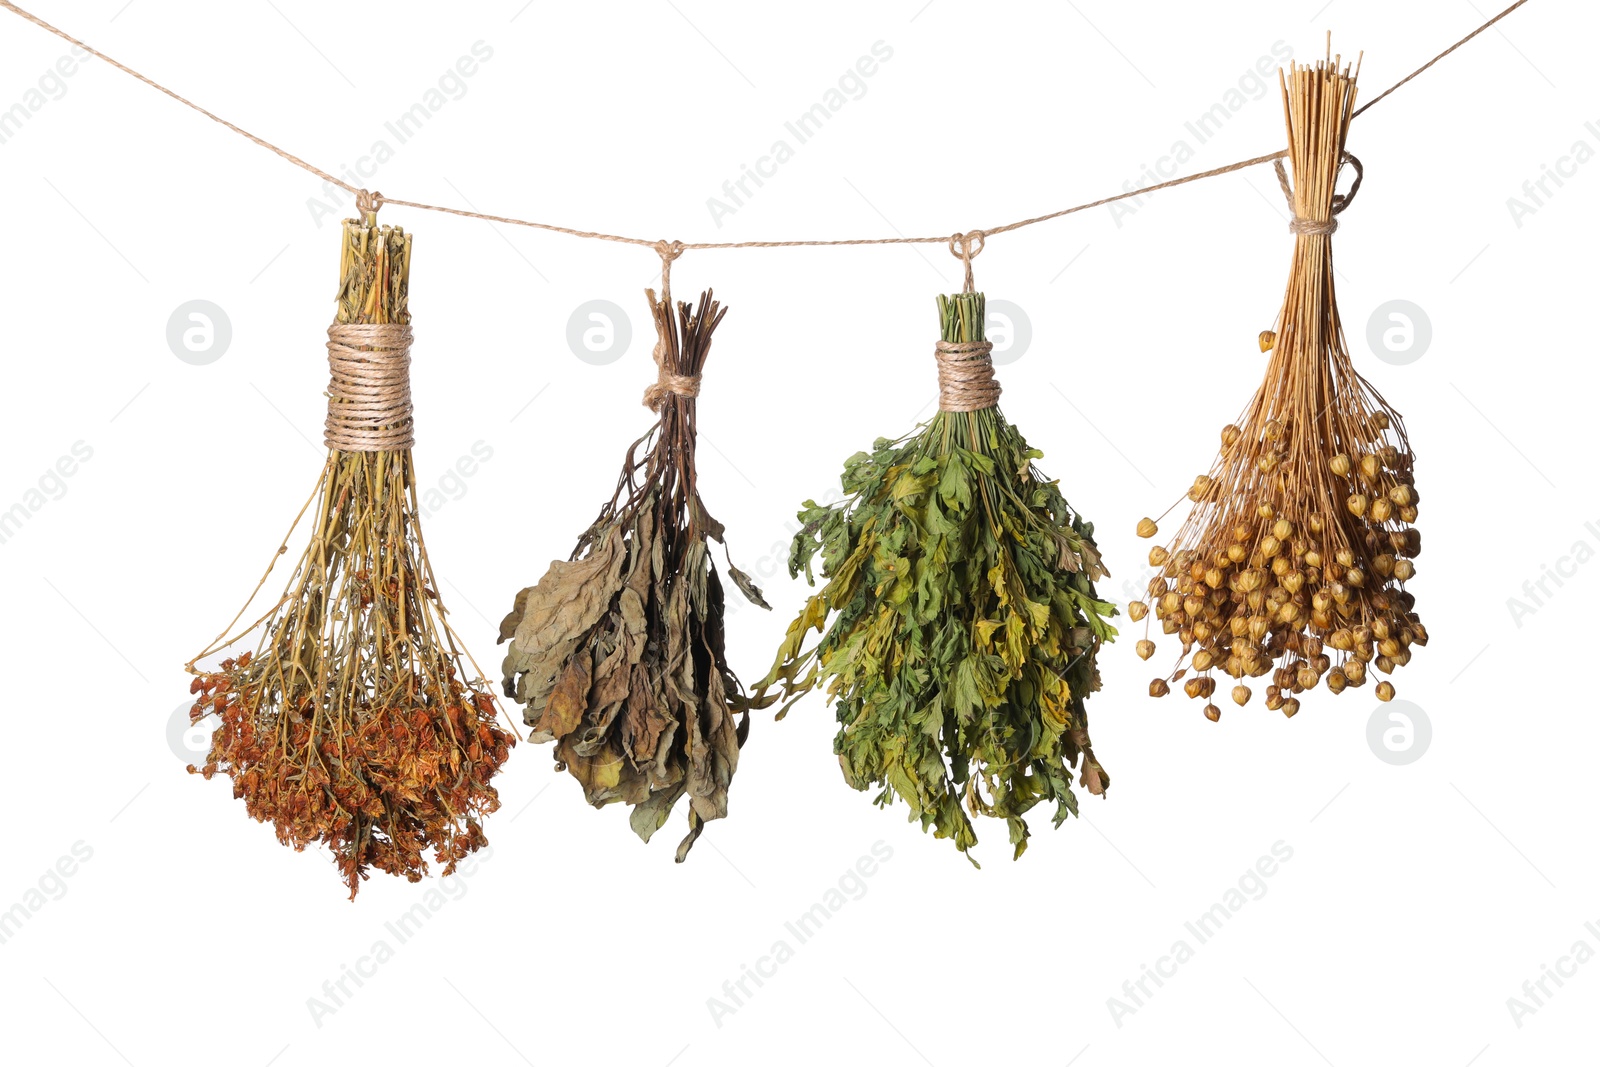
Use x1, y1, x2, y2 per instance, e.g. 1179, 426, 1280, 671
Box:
499, 272, 770, 861
757, 272, 1116, 864
1133, 51, 1426, 721
187, 212, 514, 898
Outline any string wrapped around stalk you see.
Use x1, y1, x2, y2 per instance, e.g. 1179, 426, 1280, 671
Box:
757, 278, 1117, 865
187, 213, 514, 899
1133, 51, 1427, 721
498, 276, 772, 861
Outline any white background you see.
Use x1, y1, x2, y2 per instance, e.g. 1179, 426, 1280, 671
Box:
0, 1, 1594, 1064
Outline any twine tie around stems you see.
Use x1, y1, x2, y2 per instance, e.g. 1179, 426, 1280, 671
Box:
1274, 152, 1364, 235
934, 339, 1000, 412
325, 323, 415, 451
643, 240, 700, 412
934, 230, 999, 412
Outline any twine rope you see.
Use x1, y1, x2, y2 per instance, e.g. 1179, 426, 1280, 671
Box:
934, 340, 1000, 413
325, 323, 415, 451
949, 231, 985, 294
1274, 152, 1364, 235
0, 0, 1530, 266
642, 241, 698, 412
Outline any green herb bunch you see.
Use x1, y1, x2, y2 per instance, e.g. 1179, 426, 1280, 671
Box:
759, 291, 1117, 863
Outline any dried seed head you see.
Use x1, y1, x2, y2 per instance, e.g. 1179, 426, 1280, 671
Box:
1370, 497, 1393, 523
1149, 546, 1170, 567
1257, 502, 1276, 520
1373, 411, 1391, 431
1136, 639, 1156, 661
1281, 697, 1301, 718
1393, 559, 1416, 581
1149, 679, 1170, 698
1137, 517, 1159, 539
1360, 453, 1382, 481
1376, 681, 1395, 702
1272, 518, 1293, 540
1128, 601, 1148, 622
1232, 684, 1251, 706
1188, 475, 1214, 501
1389, 485, 1413, 506
1205, 703, 1222, 722
1347, 493, 1369, 517
1258, 330, 1276, 352
1308, 514, 1325, 535
1330, 453, 1352, 477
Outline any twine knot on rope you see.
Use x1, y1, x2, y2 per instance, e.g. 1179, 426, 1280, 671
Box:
355, 188, 384, 218
948, 230, 986, 293
1275, 152, 1363, 236
934, 339, 1000, 412
325, 322, 414, 450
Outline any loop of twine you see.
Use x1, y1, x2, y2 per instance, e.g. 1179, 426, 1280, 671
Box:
325, 323, 414, 451
642, 241, 696, 412
934, 339, 1000, 412
1274, 152, 1363, 236
948, 230, 985, 293
355, 188, 383, 218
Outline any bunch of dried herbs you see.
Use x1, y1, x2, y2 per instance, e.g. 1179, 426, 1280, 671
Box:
187, 217, 514, 899
757, 290, 1117, 864
1133, 53, 1426, 719
499, 286, 771, 860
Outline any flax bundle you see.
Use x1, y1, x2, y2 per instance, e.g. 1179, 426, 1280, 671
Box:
1134, 53, 1426, 720
187, 217, 513, 898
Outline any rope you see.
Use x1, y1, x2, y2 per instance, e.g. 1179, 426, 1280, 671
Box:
0, 0, 1533, 257
1274, 152, 1364, 236
325, 323, 414, 451
934, 341, 1000, 412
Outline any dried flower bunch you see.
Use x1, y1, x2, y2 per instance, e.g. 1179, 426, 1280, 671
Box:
188, 218, 513, 898
758, 290, 1116, 863
1133, 52, 1426, 721
499, 287, 771, 861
